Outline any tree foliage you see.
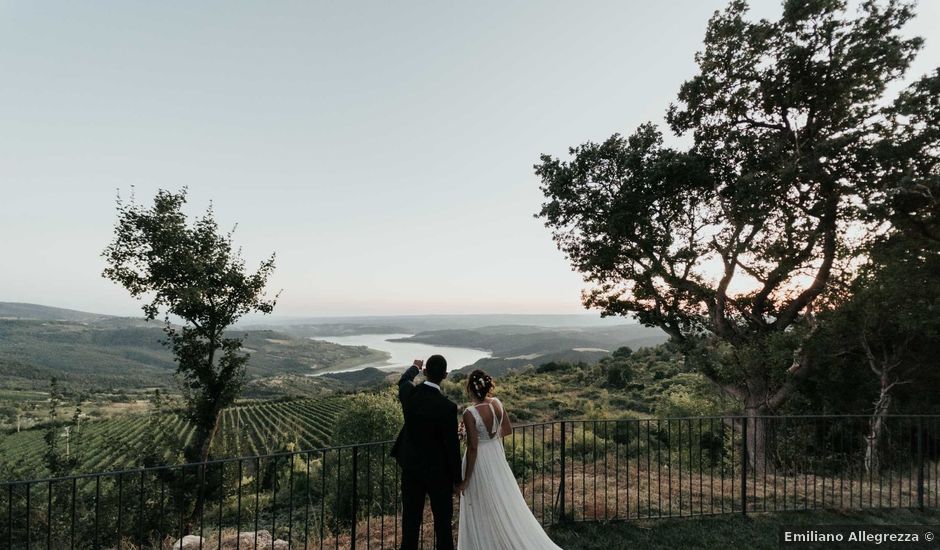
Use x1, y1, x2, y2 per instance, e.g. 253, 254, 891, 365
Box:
874, 69, 940, 243
803, 235, 940, 414
536, 0, 925, 418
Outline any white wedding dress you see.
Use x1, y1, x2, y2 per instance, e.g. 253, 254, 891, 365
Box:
457, 398, 563, 550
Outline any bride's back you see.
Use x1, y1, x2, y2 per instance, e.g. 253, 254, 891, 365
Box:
467, 398, 505, 441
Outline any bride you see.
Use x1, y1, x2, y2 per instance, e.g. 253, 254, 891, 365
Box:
456, 370, 563, 550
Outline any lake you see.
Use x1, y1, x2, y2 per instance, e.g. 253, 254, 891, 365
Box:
312, 333, 492, 373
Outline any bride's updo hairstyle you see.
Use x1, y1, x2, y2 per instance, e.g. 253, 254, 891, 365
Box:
467, 369, 494, 401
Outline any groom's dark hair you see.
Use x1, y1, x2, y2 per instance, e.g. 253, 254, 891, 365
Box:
425, 354, 447, 383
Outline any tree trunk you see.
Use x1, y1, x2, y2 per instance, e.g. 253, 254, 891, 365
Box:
728, 331, 815, 477
197, 408, 223, 464
859, 333, 908, 475
865, 374, 892, 474
187, 407, 223, 530
743, 402, 768, 476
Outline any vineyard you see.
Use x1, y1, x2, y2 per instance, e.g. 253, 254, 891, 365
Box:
0, 396, 348, 479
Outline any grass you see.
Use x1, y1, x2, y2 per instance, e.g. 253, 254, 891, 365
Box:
547, 508, 940, 550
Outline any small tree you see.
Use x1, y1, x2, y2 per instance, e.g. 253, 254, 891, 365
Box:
535, 0, 923, 471
103, 188, 278, 469
43, 378, 78, 476
817, 234, 940, 472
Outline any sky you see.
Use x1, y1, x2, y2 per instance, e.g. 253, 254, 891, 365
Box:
1, 1, 938, 317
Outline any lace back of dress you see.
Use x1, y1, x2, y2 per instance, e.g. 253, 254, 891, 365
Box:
468, 399, 502, 441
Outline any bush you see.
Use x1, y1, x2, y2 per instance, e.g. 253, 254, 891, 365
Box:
653, 373, 733, 418
604, 362, 634, 389
612, 346, 633, 359
503, 435, 547, 479
328, 392, 402, 527
442, 379, 466, 405
331, 391, 402, 446
608, 413, 666, 459
609, 411, 645, 443
565, 424, 610, 458
535, 361, 575, 374
511, 408, 536, 421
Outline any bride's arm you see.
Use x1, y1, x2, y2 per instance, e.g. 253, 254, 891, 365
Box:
459, 410, 478, 491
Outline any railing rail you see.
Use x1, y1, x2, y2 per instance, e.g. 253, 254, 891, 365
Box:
1, 415, 938, 549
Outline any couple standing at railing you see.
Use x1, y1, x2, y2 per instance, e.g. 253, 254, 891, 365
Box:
390, 355, 563, 550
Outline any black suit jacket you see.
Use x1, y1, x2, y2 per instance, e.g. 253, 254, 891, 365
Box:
390, 365, 462, 485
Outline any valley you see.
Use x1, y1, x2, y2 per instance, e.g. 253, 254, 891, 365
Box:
0, 302, 673, 479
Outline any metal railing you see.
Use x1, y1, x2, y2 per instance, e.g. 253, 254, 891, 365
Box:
1, 415, 938, 549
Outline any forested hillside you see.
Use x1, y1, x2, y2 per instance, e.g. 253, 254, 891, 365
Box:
0, 302, 115, 323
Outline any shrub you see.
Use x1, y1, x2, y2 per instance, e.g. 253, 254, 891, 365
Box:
328, 392, 402, 526
503, 435, 547, 479
609, 413, 665, 459
535, 361, 574, 374
565, 424, 610, 458
331, 391, 402, 446
653, 373, 732, 418
511, 408, 536, 422
604, 362, 634, 389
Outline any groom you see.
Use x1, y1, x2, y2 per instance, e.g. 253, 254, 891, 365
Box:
390, 355, 462, 550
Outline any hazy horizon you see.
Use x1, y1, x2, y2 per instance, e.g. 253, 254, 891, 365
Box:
0, 300, 636, 326
3, 0, 938, 317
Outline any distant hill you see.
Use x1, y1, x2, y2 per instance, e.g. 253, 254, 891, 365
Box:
0, 319, 174, 391
276, 323, 413, 337
457, 349, 611, 377
320, 367, 396, 389
0, 302, 114, 323
0, 318, 385, 392
4, 304, 637, 334
392, 324, 667, 357
0, 303, 665, 394
245, 313, 632, 333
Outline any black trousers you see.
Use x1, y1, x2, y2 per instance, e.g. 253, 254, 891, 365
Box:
400, 469, 454, 550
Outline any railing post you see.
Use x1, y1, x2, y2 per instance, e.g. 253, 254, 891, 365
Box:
558, 421, 567, 522
740, 417, 748, 517
351, 446, 359, 550
917, 419, 925, 510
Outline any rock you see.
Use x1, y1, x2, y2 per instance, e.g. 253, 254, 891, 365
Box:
220, 530, 274, 549
273, 540, 290, 550
172, 535, 203, 550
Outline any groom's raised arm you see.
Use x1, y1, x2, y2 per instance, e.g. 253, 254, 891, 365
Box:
397, 360, 422, 404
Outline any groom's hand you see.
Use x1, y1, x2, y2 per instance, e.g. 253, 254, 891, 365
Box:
413, 359, 424, 369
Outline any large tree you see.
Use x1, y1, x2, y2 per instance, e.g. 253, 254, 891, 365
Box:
103, 188, 278, 467
536, 0, 923, 468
